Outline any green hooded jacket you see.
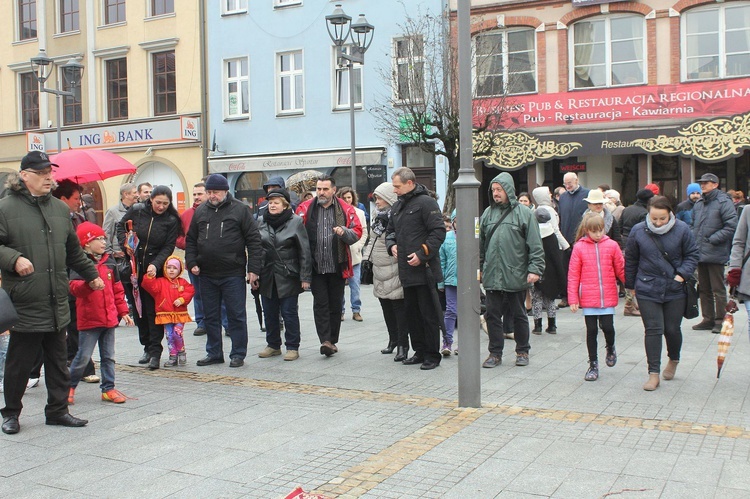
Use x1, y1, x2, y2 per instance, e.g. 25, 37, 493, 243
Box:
480, 172, 545, 292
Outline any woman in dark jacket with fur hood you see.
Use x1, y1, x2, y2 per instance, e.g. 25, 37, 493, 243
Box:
625, 196, 699, 392
256, 189, 311, 361
116, 185, 181, 369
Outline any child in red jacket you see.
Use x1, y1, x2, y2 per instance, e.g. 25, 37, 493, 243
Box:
69, 222, 134, 404
568, 213, 625, 382
140, 255, 194, 367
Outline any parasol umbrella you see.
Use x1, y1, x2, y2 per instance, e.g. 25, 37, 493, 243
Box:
421, 244, 447, 339
126, 220, 143, 318
50, 149, 137, 183
717, 298, 739, 378
285, 170, 324, 196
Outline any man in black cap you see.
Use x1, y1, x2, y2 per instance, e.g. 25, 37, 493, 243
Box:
0, 151, 103, 434
692, 173, 738, 333
185, 173, 263, 367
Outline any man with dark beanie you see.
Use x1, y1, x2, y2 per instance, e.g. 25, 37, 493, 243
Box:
186, 174, 263, 368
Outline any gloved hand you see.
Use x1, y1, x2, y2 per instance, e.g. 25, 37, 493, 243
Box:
727, 268, 742, 288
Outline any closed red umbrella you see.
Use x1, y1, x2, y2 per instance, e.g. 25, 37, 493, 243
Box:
50, 149, 136, 183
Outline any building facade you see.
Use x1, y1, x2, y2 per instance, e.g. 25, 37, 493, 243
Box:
205, 0, 449, 210
455, 0, 750, 207
0, 0, 204, 218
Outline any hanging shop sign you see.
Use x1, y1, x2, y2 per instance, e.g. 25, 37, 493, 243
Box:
474, 78, 750, 129
560, 162, 587, 173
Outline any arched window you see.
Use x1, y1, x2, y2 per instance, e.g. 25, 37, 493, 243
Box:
570, 14, 646, 89
474, 28, 537, 97
682, 2, 750, 81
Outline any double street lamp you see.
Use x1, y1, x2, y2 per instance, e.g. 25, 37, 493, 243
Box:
326, 4, 374, 195
30, 49, 84, 152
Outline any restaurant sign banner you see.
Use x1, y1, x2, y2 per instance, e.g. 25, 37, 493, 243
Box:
475, 78, 750, 129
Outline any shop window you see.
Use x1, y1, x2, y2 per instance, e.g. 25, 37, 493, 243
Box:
683, 3, 750, 81
401, 144, 436, 192
570, 14, 646, 89
474, 28, 537, 96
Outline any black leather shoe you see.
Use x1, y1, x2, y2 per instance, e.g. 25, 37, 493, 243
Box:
138, 352, 149, 364
229, 358, 244, 368
148, 357, 160, 370
193, 327, 206, 336
420, 360, 439, 370
46, 413, 88, 427
394, 347, 408, 362
196, 356, 225, 366
381, 341, 397, 354
2, 416, 19, 434
402, 355, 425, 365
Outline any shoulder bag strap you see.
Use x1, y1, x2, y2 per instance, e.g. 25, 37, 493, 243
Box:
265, 225, 292, 275
648, 232, 679, 275
483, 209, 513, 253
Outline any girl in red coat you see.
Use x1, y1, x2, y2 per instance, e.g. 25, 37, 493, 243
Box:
568, 213, 625, 381
140, 256, 194, 367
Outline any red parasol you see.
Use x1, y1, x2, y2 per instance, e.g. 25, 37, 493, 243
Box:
717, 298, 739, 378
50, 149, 137, 183
126, 220, 142, 318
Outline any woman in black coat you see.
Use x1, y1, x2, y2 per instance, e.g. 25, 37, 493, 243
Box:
116, 185, 181, 369
257, 189, 311, 361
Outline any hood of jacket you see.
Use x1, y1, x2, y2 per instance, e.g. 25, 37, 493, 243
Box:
263, 175, 286, 190
373, 182, 397, 207
162, 254, 185, 282
532, 186, 553, 208
489, 172, 517, 209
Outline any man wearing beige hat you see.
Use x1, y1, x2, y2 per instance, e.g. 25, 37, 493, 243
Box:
691, 173, 737, 333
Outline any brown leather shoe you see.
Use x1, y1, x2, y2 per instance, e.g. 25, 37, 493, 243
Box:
320, 341, 335, 356
352, 312, 363, 322
692, 320, 714, 330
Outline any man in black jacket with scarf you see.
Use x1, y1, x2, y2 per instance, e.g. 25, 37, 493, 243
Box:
386, 167, 446, 370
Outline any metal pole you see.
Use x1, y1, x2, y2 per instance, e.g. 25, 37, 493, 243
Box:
455, 0, 482, 408
349, 61, 357, 193
56, 90, 63, 153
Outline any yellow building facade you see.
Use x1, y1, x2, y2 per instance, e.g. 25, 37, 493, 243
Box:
0, 0, 205, 219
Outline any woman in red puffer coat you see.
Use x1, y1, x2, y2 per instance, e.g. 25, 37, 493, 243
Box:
568, 213, 625, 382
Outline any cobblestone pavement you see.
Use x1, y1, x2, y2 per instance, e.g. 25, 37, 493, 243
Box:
2, 288, 750, 498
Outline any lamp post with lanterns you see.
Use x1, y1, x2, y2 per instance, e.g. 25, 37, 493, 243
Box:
30, 49, 84, 152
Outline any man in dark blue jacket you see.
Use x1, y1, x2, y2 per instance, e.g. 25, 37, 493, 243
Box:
556, 173, 589, 307
691, 173, 738, 333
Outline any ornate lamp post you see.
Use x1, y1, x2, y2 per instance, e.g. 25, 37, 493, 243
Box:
30, 49, 84, 152
326, 4, 374, 194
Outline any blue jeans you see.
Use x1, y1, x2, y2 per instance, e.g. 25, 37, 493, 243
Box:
262, 290, 301, 350
69, 327, 116, 392
189, 271, 204, 329
201, 275, 248, 360
342, 264, 362, 314
443, 285, 457, 344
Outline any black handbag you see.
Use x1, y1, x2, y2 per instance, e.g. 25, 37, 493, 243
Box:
0, 288, 19, 332
360, 232, 380, 286
649, 233, 699, 319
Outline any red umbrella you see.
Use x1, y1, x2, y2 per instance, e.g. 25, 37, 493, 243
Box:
50, 149, 137, 183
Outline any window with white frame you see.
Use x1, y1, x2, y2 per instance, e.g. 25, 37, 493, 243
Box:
570, 14, 645, 89
150, 0, 173, 17
474, 28, 537, 97
223, 0, 247, 14
277, 50, 303, 114
393, 36, 424, 103
334, 46, 362, 110
60, 0, 80, 32
683, 3, 750, 81
225, 57, 250, 118
104, 0, 125, 25
18, 0, 37, 40
275, 0, 301, 7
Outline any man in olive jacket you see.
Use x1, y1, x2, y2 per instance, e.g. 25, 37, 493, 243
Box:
0, 152, 103, 435
480, 172, 545, 369
385, 167, 446, 370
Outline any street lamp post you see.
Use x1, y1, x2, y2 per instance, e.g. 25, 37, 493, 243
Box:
30, 49, 84, 153
326, 4, 374, 195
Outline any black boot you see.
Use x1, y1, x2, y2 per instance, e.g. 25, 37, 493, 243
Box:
394, 346, 408, 362
546, 318, 557, 334
381, 340, 397, 354
532, 318, 543, 335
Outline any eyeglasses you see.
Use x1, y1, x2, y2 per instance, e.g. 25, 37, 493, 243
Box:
93, 236, 106, 241
23, 169, 53, 177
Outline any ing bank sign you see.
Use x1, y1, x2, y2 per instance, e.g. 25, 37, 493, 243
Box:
27, 116, 200, 153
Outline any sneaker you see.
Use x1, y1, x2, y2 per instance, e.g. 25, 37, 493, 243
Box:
26, 378, 40, 390
352, 312, 363, 322
68, 388, 75, 405
258, 346, 282, 358
441, 343, 452, 356
341, 314, 345, 322
177, 351, 187, 366
515, 353, 529, 366
102, 389, 127, 404
82, 375, 100, 384
482, 354, 501, 368
605, 347, 617, 367
284, 350, 299, 361
163, 355, 178, 367
585, 361, 599, 381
